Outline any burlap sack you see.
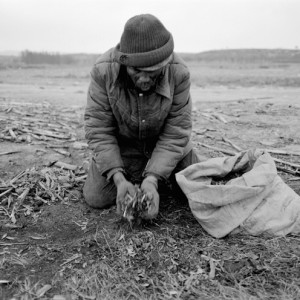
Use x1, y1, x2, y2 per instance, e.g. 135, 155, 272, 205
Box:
176, 149, 300, 238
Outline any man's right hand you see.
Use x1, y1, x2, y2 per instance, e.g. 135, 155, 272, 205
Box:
113, 172, 136, 215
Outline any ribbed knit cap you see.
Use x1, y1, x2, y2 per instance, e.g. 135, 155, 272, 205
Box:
114, 14, 174, 68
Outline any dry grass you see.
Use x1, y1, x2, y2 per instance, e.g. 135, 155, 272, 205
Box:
9, 199, 299, 300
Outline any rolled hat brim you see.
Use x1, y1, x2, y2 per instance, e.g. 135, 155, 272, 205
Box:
114, 34, 174, 68
136, 54, 173, 71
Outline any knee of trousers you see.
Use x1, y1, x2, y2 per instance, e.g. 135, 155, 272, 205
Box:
83, 184, 116, 209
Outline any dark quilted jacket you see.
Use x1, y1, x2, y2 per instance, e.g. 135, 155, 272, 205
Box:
84, 48, 193, 180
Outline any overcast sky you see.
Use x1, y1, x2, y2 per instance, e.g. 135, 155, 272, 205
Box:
0, 0, 299, 54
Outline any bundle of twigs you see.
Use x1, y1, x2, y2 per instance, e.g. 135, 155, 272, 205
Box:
122, 187, 151, 224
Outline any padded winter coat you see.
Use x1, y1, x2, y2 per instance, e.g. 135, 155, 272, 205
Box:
84, 48, 193, 180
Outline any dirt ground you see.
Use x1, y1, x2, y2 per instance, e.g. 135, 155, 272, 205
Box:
0, 61, 300, 300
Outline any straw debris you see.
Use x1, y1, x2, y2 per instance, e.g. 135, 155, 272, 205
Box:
123, 187, 151, 224
0, 166, 85, 225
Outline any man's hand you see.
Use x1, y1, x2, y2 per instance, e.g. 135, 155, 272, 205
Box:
140, 175, 159, 219
113, 172, 136, 215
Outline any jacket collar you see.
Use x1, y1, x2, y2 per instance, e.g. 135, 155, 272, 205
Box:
113, 65, 171, 99
155, 68, 171, 99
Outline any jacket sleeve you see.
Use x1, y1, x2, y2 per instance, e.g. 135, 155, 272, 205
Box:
144, 66, 192, 179
84, 65, 124, 175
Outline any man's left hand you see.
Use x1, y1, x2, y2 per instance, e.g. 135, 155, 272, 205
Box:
140, 176, 159, 219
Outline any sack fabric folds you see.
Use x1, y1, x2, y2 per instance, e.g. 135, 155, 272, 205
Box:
175, 149, 300, 238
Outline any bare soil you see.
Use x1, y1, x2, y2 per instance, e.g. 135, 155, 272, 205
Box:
0, 62, 300, 300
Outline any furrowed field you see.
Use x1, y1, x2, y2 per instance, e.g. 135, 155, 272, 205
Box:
0, 49, 300, 299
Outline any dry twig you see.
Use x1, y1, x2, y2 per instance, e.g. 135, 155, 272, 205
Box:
222, 136, 243, 152
198, 142, 237, 156
0, 150, 21, 156
263, 149, 300, 157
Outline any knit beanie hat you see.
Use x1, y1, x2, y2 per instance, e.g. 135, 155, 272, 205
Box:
114, 14, 174, 68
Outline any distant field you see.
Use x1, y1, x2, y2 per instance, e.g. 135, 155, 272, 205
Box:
180, 48, 300, 64
1, 49, 300, 89
188, 61, 300, 87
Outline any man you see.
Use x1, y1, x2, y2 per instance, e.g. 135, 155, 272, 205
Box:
83, 14, 199, 219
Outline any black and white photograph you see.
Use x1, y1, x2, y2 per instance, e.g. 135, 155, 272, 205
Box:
0, 0, 300, 299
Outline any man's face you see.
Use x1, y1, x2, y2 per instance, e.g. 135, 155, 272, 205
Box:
126, 67, 163, 92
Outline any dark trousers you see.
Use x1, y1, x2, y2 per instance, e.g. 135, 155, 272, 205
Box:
83, 149, 199, 209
